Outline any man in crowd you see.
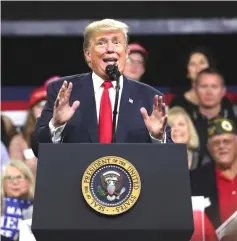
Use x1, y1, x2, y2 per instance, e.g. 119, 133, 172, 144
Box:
191, 67, 237, 162
31, 19, 172, 156
123, 42, 148, 82
190, 117, 237, 230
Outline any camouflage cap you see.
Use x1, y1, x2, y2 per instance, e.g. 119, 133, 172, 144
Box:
208, 118, 237, 138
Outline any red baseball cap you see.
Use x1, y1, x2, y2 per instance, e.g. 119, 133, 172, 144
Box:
44, 75, 61, 88
128, 42, 148, 56
29, 87, 47, 108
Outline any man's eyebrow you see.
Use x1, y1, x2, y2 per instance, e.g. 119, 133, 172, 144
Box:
96, 37, 107, 42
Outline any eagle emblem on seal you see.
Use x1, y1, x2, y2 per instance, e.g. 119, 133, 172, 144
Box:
97, 171, 126, 201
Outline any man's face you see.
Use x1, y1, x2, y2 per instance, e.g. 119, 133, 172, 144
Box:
208, 133, 237, 168
84, 30, 128, 80
196, 73, 226, 108
123, 52, 145, 81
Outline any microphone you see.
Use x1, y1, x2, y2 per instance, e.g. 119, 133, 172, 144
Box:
105, 63, 121, 143
105, 63, 121, 81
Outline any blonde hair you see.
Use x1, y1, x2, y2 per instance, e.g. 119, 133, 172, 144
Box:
83, 18, 129, 50
1, 160, 35, 201
168, 107, 199, 150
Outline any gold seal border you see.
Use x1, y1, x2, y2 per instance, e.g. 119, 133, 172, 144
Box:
81, 156, 141, 215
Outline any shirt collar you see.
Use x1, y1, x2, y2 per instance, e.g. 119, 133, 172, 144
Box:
215, 167, 237, 182
195, 108, 226, 121
92, 72, 123, 93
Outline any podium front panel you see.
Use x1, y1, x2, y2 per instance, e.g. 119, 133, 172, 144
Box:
32, 143, 193, 241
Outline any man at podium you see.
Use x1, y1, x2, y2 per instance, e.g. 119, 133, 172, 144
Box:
31, 18, 172, 156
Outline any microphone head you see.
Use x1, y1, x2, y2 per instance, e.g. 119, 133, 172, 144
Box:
105, 63, 121, 81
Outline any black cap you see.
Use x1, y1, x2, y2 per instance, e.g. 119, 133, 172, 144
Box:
208, 118, 237, 138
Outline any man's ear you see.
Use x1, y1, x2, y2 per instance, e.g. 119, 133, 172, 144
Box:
127, 47, 130, 58
125, 44, 130, 60
126, 53, 129, 60
84, 48, 91, 62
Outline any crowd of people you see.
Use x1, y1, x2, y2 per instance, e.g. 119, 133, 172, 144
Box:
1, 18, 237, 241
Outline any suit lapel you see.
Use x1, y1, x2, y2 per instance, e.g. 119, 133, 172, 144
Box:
79, 73, 99, 142
78, 75, 135, 143
115, 78, 133, 143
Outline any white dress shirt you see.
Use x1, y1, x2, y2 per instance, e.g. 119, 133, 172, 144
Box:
92, 72, 124, 125
49, 72, 165, 143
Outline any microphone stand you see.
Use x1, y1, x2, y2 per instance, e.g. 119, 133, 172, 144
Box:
112, 75, 120, 143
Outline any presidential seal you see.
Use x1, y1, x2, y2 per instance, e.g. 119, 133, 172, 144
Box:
82, 156, 141, 215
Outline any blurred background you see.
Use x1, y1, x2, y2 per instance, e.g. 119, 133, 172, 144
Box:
2, 1, 237, 126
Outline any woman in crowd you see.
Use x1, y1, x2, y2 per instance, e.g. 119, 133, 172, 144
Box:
9, 86, 47, 177
168, 107, 200, 170
1, 160, 35, 241
1, 115, 18, 150
123, 42, 148, 82
169, 46, 234, 117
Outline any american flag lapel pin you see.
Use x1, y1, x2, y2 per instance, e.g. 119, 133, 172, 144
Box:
129, 98, 133, 104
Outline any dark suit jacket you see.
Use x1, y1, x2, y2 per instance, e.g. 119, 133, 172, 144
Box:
31, 72, 172, 157
190, 162, 221, 229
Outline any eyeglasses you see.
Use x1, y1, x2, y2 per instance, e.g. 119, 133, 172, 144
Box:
211, 138, 235, 148
127, 57, 144, 66
4, 175, 27, 182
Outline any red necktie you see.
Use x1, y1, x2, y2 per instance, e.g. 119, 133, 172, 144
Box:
99, 81, 113, 143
